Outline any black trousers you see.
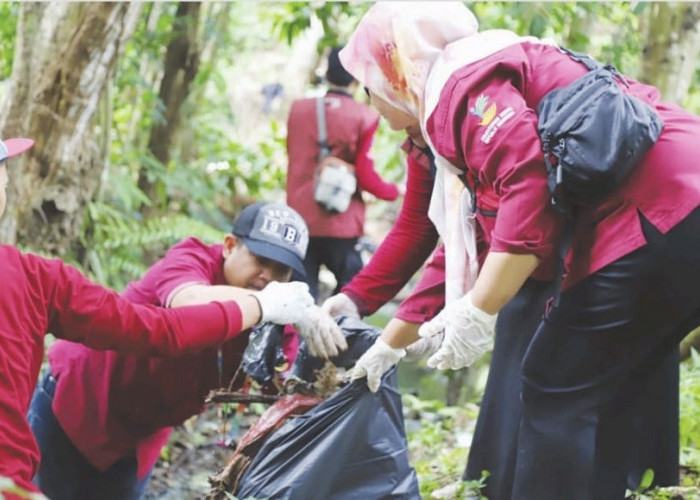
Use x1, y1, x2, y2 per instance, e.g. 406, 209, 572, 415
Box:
511, 209, 700, 500
464, 280, 678, 499
297, 236, 363, 301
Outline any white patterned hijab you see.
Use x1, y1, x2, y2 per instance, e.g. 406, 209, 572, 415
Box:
339, 1, 479, 123
341, 2, 484, 304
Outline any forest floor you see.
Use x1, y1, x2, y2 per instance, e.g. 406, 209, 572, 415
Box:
144, 405, 235, 500
146, 408, 233, 500
144, 402, 700, 500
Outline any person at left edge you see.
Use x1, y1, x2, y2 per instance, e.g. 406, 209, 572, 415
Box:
0, 137, 314, 499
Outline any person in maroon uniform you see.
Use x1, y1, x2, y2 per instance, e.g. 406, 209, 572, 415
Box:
27, 201, 346, 499
0, 138, 314, 498
322, 138, 675, 499
285, 45, 401, 301
337, 2, 700, 498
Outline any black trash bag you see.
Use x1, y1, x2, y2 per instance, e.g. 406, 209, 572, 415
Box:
235, 318, 421, 500
241, 322, 287, 385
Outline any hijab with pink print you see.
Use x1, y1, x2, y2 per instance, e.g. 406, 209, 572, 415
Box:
339, 1, 478, 121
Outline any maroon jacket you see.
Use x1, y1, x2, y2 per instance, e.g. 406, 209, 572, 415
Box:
286, 90, 399, 238
0, 244, 243, 493
345, 41, 700, 320
425, 41, 700, 286
48, 238, 298, 480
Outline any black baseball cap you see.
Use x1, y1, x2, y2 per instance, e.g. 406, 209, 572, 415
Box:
232, 202, 309, 276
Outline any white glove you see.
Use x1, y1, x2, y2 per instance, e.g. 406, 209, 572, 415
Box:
252, 281, 314, 325
294, 305, 348, 359
350, 338, 406, 393
403, 333, 443, 362
418, 291, 497, 370
321, 293, 360, 318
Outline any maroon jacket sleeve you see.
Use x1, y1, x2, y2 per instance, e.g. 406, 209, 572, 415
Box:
354, 117, 400, 201
46, 258, 244, 356
395, 244, 446, 323
342, 148, 439, 315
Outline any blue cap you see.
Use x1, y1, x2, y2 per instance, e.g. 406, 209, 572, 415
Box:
233, 202, 309, 276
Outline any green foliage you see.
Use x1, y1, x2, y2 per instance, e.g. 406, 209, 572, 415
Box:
265, 2, 369, 50
626, 469, 655, 499
81, 202, 226, 290
471, 2, 642, 75
370, 120, 408, 184
403, 394, 483, 498
0, 2, 18, 80
87, 2, 293, 287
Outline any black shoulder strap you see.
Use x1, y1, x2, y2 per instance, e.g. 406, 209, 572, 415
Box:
558, 46, 602, 72
558, 46, 626, 84
548, 46, 613, 306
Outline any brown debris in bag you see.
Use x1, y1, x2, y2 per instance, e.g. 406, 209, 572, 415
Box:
205, 361, 349, 499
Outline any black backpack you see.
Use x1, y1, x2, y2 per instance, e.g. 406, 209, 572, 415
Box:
536, 47, 664, 302
537, 47, 663, 213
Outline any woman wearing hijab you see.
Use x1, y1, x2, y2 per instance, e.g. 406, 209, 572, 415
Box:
335, 2, 700, 498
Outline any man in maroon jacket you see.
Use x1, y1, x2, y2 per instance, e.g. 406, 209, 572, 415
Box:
286, 45, 401, 300
28, 200, 346, 499
0, 137, 314, 498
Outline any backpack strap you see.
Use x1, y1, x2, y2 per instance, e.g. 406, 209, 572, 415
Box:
316, 97, 330, 161
558, 46, 628, 85
549, 47, 609, 306
557, 46, 602, 72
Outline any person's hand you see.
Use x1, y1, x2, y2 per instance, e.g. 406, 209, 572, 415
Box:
403, 333, 443, 362
418, 291, 497, 370
252, 281, 314, 325
349, 338, 406, 392
294, 305, 348, 359
321, 292, 360, 318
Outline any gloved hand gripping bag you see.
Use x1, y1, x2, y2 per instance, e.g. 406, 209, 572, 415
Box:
288, 315, 380, 378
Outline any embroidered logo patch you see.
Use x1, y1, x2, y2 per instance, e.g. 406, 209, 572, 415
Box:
470, 95, 497, 126
470, 95, 515, 145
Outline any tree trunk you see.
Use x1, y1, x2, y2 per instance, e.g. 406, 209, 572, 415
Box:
0, 2, 142, 256
138, 1, 201, 218
640, 2, 700, 103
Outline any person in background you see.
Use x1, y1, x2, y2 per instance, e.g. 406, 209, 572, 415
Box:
335, 2, 700, 498
0, 137, 314, 498
286, 45, 401, 301
27, 200, 346, 500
